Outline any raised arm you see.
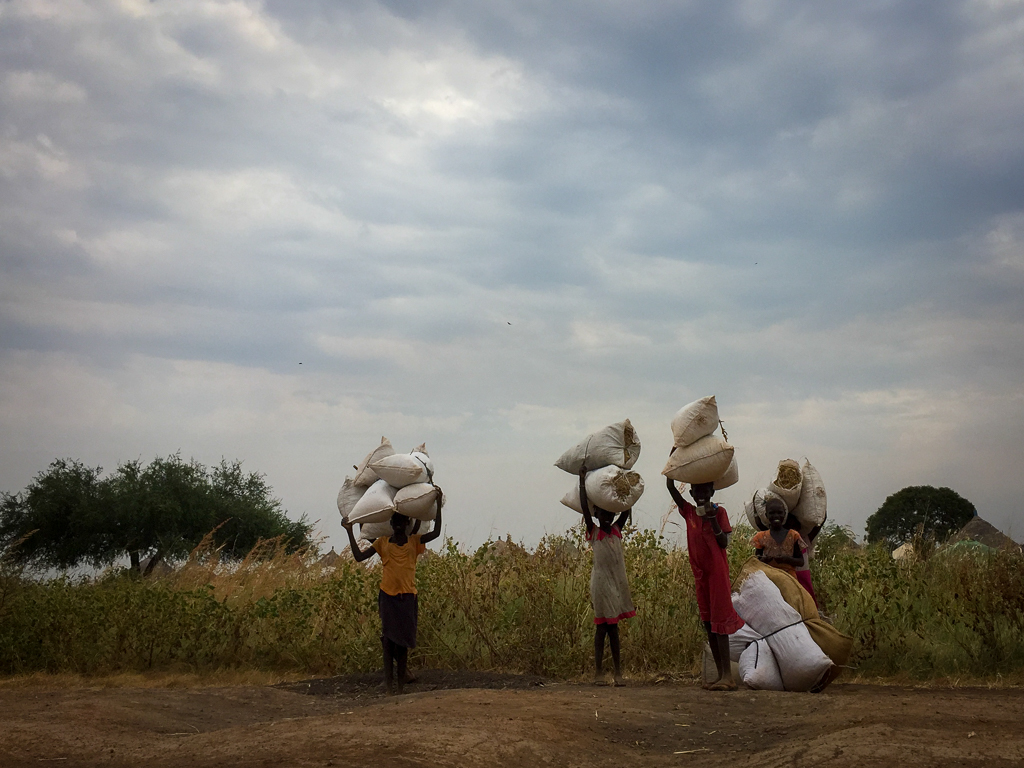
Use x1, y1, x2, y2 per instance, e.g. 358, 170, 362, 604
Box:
615, 508, 631, 530
666, 476, 687, 509
342, 520, 378, 562
419, 485, 444, 544
579, 466, 595, 534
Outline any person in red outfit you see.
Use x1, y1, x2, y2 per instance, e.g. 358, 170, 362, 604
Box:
667, 472, 744, 691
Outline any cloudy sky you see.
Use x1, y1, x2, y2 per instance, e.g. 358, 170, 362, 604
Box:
2, 0, 1023, 553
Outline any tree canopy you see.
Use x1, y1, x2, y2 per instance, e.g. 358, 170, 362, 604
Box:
865, 485, 976, 548
0, 455, 313, 571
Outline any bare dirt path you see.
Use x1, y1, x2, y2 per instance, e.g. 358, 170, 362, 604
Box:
1, 673, 1022, 768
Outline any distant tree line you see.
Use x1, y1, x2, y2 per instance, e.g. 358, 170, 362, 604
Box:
0, 455, 312, 573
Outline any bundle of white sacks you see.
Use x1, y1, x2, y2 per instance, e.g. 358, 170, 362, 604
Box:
744, 458, 828, 543
336, 437, 439, 542
661, 396, 739, 489
728, 571, 833, 691
556, 420, 645, 514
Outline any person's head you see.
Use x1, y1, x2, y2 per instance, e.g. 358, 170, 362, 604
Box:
765, 498, 788, 528
690, 481, 715, 507
390, 512, 410, 534
596, 507, 615, 527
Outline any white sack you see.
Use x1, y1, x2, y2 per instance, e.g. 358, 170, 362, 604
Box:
661, 435, 734, 484
584, 466, 644, 513
729, 619, 765, 663
348, 479, 398, 525
713, 455, 740, 490
792, 459, 827, 529
359, 518, 420, 542
370, 453, 431, 488
767, 459, 802, 510
336, 477, 365, 522
733, 571, 832, 692
394, 483, 438, 520
739, 640, 785, 691
554, 420, 641, 474
353, 437, 395, 487
560, 483, 596, 515
671, 396, 720, 448
744, 500, 766, 531
410, 450, 434, 480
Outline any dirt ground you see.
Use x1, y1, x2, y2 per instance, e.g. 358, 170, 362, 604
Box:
2, 671, 1022, 767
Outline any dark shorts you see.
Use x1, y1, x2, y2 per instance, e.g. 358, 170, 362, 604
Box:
379, 590, 418, 648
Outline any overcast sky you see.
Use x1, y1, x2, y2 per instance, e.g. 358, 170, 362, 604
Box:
2, 0, 1023, 553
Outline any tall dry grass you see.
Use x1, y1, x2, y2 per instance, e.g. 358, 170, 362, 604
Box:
1, 524, 1023, 680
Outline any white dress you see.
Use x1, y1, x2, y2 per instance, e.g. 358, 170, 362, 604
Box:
588, 525, 636, 624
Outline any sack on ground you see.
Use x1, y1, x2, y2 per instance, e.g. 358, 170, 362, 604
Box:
370, 453, 431, 488
584, 466, 644, 513
554, 420, 641, 474
661, 435, 734, 484
394, 483, 438, 520
739, 640, 785, 691
732, 571, 832, 692
791, 459, 827, 529
353, 437, 395, 487
348, 478, 398, 524
337, 477, 365, 521
767, 459, 802, 509
671, 396, 720, 447
728, 618, 764, 663
713, 455, 739, 490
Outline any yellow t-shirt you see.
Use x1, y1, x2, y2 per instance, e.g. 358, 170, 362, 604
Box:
372, 534, 426, 596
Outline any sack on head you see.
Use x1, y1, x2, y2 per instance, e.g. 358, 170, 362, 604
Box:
347, 478, 398, 524
353, 437, 395, 487
584, 466, 644, 514
713, 455, 740, 490
370, 453, 431, 488
670, 396, 720, 448
661, 435, 734, 485
791, 459, 827, 529
554, 420, 641, 475
768, 459, 802, 510
337, 477, 365, 522
394, 482, 438, 520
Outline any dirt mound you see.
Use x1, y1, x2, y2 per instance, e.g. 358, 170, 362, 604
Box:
278, 668, 553, 698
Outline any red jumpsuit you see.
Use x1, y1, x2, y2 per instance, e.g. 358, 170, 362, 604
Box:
678, 500, 744, 635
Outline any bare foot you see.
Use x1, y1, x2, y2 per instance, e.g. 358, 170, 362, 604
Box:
594, 672, 609, 686
708, 679, 737, 691
613, 674, 624, 687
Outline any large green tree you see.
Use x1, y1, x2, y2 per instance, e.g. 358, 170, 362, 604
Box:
0, 455, 313, 572
865, 485, 976, 547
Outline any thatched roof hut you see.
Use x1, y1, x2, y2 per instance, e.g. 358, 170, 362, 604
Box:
949, 517, 1021, 553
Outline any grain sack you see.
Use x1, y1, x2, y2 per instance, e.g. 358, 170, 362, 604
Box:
353, 437, 395, 487
347, 479, 398, 525
359, 518, 420, 542
554, 420, 642, 474
751, 488, 785, 527
560, 483, 597, 515
336, 477, 365, 522
713, 455, 739, 490
671, 396, 720, 447
738, 640, 785, 691
661, 435, 734, 484
370, 453, 431, 488
732, 571, 832, 692
767, 459, 802, 510
791, 459, 827, 529
410, 445, 435, 479
728, 618, 765, 663
744, 499, 768, 531
584, 466, 645, 514
394, 483, 438, 520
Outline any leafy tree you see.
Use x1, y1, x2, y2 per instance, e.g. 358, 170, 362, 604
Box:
865, 485, 976, 548
0, 455, 313, 572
